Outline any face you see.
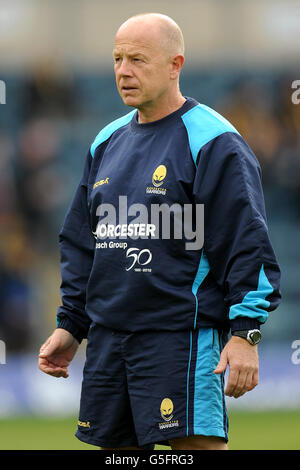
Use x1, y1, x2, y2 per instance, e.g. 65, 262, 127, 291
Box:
113, 24, 173, 111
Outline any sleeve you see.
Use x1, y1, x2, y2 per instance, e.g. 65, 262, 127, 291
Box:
193, 132, 281, 332
56, 150, 95, 343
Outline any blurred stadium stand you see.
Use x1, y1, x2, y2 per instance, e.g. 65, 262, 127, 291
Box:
0, 0, 300, 414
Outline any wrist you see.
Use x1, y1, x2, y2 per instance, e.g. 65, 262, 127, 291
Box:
56, 318, 84, 344
230, 318, 261, 334
231, 329, 262, 345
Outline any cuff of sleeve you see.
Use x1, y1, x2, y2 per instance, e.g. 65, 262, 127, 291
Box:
230, 318, 261, 333
56, 318, 85, 344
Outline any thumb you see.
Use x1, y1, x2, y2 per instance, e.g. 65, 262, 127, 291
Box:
39, 337, 60, 358
214, 351, 228, 374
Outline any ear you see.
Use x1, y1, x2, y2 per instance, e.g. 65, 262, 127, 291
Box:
170, 54, 184, 80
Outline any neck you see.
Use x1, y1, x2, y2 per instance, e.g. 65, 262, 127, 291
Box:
137, 91, 186, 123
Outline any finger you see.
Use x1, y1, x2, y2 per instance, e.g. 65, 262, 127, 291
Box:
44, 369, 69, 378
247, 369, 259, 392
214, 352, 228, 374
39, 337, 60, 358
50, 370, 69, 378
39, 337, 51, 354
243, 371, 255, 393
38, 357, 57, 369
39, 354, 70, 369
233, 366, 259, 398
237, 366, 259, 396
39, 360, 68, 377
231, 368, 249, 398
225, 368, 239, 397
40, 366, 69, 378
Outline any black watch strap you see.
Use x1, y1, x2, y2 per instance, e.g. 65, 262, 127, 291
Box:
232, 330, 248, 339
232, 329, 262, 345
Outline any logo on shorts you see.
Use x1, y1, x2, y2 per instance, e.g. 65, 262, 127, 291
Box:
158, 398, 179, 430
160, 398, 174, 421
78, 420, 90, 428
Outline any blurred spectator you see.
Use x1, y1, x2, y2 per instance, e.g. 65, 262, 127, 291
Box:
218, 75, 300, 217
273, 75, 300, 215
0, 217, 33, 352
13, 117, 66, 251
0, 129, 16, 220
216, 79, 282, 187
21, 60, 78, 121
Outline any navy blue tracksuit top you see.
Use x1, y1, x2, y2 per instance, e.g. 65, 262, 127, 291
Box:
56, 97, 281, 342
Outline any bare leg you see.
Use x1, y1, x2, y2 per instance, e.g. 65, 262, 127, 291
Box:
170, 435, 228, 450
100, 446, 141, 450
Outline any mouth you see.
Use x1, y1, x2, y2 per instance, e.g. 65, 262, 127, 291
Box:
121, 86, 138, 93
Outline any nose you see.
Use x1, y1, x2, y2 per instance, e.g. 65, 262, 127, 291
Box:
115, 58, 133, 77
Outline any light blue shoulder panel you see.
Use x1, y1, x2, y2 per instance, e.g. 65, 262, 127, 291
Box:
181, 103, 240, 164
90, 110, 136, 157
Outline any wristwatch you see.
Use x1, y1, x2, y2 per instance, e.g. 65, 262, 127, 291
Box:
232, 329, 262, 345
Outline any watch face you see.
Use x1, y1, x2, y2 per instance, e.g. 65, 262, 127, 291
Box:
248, 330, 261, 344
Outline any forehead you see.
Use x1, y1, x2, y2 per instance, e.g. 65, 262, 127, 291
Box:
114, 22, 162, 56
113, 41, 157, 58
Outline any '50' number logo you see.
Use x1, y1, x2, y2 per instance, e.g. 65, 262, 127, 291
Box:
126, 248, 152, 271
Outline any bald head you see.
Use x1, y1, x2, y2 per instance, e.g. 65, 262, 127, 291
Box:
113, 13, 186, 121
115, 13, 185, 59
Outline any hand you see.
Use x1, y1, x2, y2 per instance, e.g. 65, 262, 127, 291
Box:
38, 328, 79, 378
214, 335, 259, 398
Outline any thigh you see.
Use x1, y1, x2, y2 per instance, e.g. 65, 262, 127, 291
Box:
75, 323, 139, 449
124, 328, 228, 448
100, 446, 141, 450
170, 435, 228, 450
186, 328, 228, 441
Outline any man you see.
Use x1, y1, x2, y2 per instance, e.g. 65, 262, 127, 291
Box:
39, 13, 281, 450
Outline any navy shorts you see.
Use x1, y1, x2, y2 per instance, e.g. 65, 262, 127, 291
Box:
75, 323, 228, 448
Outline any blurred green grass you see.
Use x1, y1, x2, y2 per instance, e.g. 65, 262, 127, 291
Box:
0, 410, 299, 450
